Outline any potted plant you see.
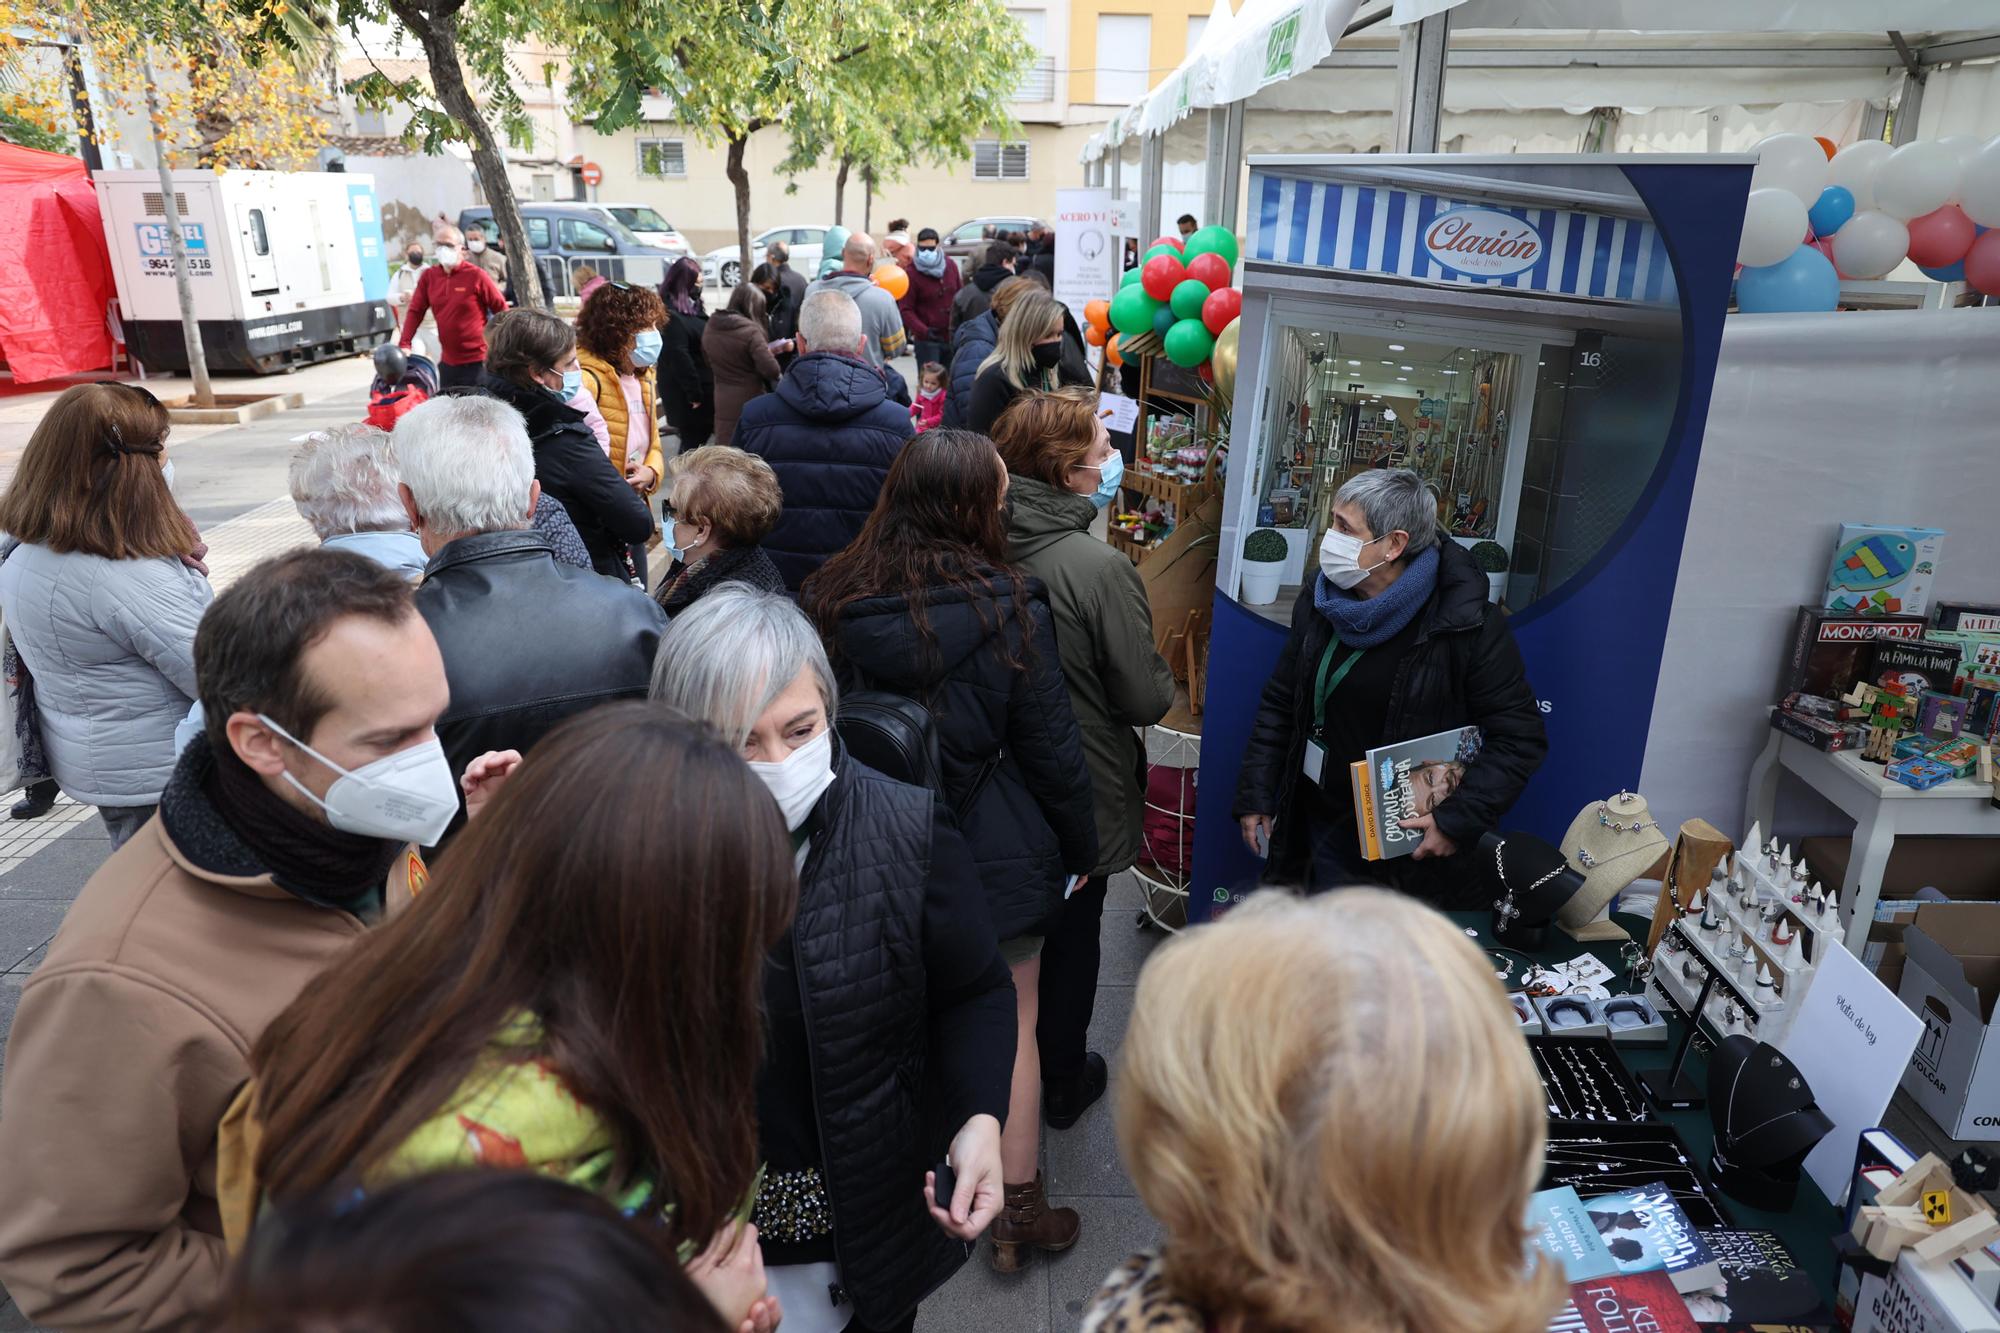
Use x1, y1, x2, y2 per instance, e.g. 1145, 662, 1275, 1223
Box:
1471, 540, 1510, 604
1239, 528, 1288, 606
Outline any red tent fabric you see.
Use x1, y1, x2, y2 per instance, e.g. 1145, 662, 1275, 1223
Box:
0, 143, 115, 382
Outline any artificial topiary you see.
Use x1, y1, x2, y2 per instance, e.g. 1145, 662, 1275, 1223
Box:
1471, 540, 1510, 572
1244, 529, 1288, 563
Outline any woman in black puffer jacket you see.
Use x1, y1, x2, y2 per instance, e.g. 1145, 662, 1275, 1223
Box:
478, 309, 655, 580
802, 429, 1096, 1275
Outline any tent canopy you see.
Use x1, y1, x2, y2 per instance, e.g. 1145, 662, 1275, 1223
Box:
0, 143, 114, 383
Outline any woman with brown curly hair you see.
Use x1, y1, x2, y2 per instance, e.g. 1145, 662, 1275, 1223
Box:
800, 429, 1096, 1274
577, 282, 668, 580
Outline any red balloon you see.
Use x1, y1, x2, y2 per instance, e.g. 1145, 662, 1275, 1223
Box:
1808, 236, 1844, 275
1141, 253, 1187, 301
1200, 286, 1242, 335
1906, 204, 1977, 269
1150, 234, 1185, 252
1966, 230, 2000, 297
1185, 251, 1232, 290
1197, 363, 1214, 385
1815, 136, 1838, 160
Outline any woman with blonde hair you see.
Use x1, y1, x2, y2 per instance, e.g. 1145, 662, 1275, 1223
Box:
653, 446, 786, 617
967, 289, 1086, 434
1083, 888, 1565, 1333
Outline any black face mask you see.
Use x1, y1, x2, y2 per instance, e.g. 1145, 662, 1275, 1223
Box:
1032, 341, 1062, 370
406, 251, 423, 265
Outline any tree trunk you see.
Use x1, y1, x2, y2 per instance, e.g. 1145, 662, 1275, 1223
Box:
726, 133, 752, 276
140, 50, 212, 405
833, 154, 849, 225
862, 166, 875, 234
388, 0, 545, 309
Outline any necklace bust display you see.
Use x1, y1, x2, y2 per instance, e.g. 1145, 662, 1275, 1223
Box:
1480, 830, 1585, 949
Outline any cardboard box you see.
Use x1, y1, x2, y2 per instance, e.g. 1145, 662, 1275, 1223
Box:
1777, 605, 1929, 701
1873, 641, 1969, 697
1897, 904, 2000, 1141
1934, 602, 2000, 636
1853, 1251, 2000, 1333
1825, 523, 1946, 618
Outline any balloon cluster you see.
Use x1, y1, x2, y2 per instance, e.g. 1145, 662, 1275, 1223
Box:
1086, 225, 1245, 373
1736, 132, 2000, 312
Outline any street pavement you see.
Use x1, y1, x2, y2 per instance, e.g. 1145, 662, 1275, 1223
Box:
0, 345, 1161, 1333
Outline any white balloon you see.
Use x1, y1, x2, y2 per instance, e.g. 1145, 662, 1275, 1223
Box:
1960, 139, 2000, 229
1737, 188, 1810, 267
1750, 132, 1829, 204
1939, 135, 1987, 168
1826, 139, 1895, 213
1830, 211, 1909, 279
1874, 141, 1961, 221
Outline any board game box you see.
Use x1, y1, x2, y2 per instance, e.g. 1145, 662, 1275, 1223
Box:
1823, 524, 1945, 618
1775, 607, 1928, 702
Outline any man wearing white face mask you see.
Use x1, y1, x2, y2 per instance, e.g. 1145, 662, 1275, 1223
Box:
395, 395, 664, 846
398, 224, 507, 390
0, 547, 452, 1330
1233, 467, 1546, 906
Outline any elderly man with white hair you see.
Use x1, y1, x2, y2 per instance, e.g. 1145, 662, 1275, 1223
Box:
735, 289, 915, 590
396, 222, 507, 388
286, 424, 429, 580
394, 394, 664, 841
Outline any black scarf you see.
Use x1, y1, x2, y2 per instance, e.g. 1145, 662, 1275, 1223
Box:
160, 734, 399, 919
655, 544, 787, 618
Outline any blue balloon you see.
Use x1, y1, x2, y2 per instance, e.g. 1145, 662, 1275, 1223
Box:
1152, 304, 1179, 338
1736, 244, 1841, 313
1919, 223, 1987, 282
1807, 185, 1855, 240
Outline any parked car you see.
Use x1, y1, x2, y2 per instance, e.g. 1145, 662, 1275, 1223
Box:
456, 203, 680, 299
701, 225, 830, 288
943, 216, 1044, 272
595, 202, 693, 258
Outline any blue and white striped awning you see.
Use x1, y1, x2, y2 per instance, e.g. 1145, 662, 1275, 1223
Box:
1248, 170, 1678, 306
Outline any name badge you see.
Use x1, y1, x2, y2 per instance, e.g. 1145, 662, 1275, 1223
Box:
1303, 739, 1326, 784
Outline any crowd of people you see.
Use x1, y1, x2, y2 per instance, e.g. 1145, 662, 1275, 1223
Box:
0, 213, 1561, 1333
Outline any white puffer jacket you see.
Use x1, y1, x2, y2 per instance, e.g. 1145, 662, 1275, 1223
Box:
0, 542, 210, 806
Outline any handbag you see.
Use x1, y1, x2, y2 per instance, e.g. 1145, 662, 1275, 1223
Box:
836, 689, 1000, 822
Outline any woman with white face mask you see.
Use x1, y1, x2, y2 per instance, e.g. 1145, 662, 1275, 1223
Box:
650, 587, 1015, 1333
1232, 467, 1547, 905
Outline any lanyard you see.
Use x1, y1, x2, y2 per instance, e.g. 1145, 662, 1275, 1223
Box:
1310, 635, 1364, 740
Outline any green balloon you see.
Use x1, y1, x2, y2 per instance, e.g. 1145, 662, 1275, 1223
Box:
1120, 265, 1144, 287
1184, 225, 1240, 268
1169, 278, 1211, 321
1151, 304, 1179, 339
1163, 317, 1216, 368
1109, 285, 1160, 337
1141, 243, 1181, 266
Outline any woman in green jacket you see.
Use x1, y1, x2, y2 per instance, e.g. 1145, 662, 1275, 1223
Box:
990, 388, 1175, 1129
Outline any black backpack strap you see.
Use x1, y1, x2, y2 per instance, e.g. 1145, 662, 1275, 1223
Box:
952, 750, 1002, 823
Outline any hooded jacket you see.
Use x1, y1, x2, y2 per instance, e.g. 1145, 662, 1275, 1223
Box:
735, 352, 914, 590
477, 372, 654, 579
828, 576, 1097, 938
803, 270, 908, 368
897, 255, 962, 346
949, 262, 1013, 336
1005, 476, 1175, 875
943, 309, 998, 431
1231, 539, 1547, 906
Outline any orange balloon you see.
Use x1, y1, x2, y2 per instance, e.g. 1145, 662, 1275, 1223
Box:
1105, 334, 1123, 368
1085, 324, 1107, 347
1084, 298, 1111, 333
873, 263, 909, 300
1815, 136, 1838, 159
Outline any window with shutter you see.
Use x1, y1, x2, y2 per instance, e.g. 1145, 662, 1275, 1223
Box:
972, 141, 1031, 181
637, 139, 687, 177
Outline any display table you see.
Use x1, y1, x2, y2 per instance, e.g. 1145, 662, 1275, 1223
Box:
1742, 716, 2000, 954
1455, 910, 1843, 1299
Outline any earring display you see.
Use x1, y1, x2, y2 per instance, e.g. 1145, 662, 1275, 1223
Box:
1542, 1121, 1736, 1229
1528, 1035, 1650, 1124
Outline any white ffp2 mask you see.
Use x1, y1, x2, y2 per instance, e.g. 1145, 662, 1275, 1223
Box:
747, 727, 836, 831
1318, 528, 1392, 591
257, 713, 460, 846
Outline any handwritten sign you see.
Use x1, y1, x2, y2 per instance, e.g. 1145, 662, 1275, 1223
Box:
1780, 942, 1923, 1204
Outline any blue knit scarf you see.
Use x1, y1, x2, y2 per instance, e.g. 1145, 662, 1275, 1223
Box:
1312, 545, 1439, 648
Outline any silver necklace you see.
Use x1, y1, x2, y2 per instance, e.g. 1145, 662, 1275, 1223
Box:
1597, 793, 1661, 834
1493, 838, 1566, 926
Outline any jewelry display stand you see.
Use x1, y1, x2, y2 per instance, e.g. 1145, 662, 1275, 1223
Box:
1527, 1035, 1651, 1124
1640, 965, 1718, 1112
1542, 1121, 1736, 1229
1645, 818, 1732, 954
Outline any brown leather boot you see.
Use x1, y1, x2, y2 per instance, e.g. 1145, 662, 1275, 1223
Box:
989, 1172, 1080, 1273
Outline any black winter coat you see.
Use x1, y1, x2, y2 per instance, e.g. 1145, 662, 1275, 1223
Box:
949, 262, 1013, 337
943, 310, 997, 430
659, 306, 714, 444
829, 577, 1097, 939
736, 352, 913, 590
415, 530, 666, 840
1231, 540, 1547, 907
782, 751, 1013, 1326
478, 373, 654, 579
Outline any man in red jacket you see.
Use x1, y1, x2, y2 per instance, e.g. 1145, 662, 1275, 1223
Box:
898, 226, 962, 371
397, 226, 507, 388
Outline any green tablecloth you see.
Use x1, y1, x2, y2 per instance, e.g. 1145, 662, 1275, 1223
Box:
1452, 911, 1845, 1298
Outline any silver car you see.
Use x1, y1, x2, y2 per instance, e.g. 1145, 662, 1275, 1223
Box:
702, 225, 830, 288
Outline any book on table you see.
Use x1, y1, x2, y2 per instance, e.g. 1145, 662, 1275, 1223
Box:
1347, 724, 1483, 860
1580, 1180, 1723, 1294
1548, 1271, 1697, 1333
1528, 1185, 1619, 1282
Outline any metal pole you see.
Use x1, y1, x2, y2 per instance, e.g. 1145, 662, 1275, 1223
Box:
1108, 143, 1123, 198
1891, 71, 1925, 145
1203, 107, 1227, 227
62, 32, 101, 171
1139, 131, 1164, 244
1391, 12, 1451, 153
1217, 100, 1245, 235
140, 48, 211, 405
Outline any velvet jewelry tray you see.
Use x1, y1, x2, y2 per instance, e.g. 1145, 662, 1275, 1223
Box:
1527, 1034, 1651, 1125
1541, 1119, 1736, 1230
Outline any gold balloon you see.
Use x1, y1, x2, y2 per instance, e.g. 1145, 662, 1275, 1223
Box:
1211, 318, 1240, 403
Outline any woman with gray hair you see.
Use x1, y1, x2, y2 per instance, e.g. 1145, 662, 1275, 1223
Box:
287, 425, 427, 580
650, 585, 1015, 1333
1233, 466, 1546, 905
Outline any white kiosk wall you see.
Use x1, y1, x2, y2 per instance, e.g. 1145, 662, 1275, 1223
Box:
1640, 307, 2000, 841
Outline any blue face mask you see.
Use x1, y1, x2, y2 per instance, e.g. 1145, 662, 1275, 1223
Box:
662, 516, 693, 564
631, 328, 663, 369
559, 368, 583, 401
1089, 450, 1124, 508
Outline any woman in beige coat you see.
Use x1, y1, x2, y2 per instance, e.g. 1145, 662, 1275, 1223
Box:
701, 284, 785, 448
